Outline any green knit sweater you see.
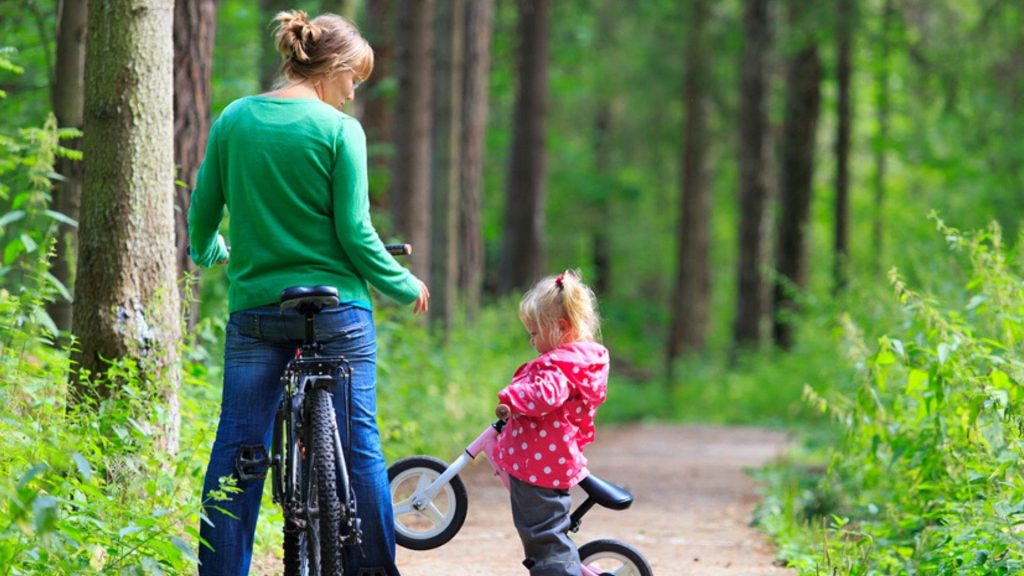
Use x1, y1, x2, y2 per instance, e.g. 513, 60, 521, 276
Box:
188, 96, 419, 312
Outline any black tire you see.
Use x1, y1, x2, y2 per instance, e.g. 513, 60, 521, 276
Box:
387, 456, 468, 550
310, 388, 344, 574
283, 521, 312, 576
578, 539, 653, 576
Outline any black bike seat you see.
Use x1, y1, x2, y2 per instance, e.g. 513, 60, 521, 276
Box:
280, 286, 340, 314
578, 474, 633, 510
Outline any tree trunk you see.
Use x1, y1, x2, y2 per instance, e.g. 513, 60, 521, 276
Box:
73, 0, 182, 454
458, 0, 493, 317
498, 0, 550, 295
47, 0, 88, 336
260, 0, 292, 90
431, 0, 464, 331
667, 0, 711, 366
732, 0, 773, 350
321, 0, 356, 20
772, 4, 823, 350
834, 0, 854, 293
174, 0, 216, 330
591, 3, 615, 297
363, 0, 395, 209
392, 0, 435, 281
873, 0, 893, 271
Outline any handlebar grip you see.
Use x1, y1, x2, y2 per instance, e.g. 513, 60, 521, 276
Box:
385, 244, 412, 256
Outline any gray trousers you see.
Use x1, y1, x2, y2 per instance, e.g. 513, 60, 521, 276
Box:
509, 476, 582, 576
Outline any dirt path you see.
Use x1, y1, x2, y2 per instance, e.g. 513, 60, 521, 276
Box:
396, 424, 794, 576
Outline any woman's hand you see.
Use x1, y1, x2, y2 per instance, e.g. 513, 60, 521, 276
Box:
495, 404, 511, 421
413, 280, 430, 314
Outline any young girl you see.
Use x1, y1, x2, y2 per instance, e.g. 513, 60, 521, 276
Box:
494, 271, 608, 576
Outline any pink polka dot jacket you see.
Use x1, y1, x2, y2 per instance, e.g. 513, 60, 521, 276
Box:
494, 341, 609, 490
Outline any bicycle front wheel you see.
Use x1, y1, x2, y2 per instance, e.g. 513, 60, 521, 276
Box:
578, 539, 653, 576
388, 456, 468, 550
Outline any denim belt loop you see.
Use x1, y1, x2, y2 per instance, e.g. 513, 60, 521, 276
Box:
251, 313, 262, 339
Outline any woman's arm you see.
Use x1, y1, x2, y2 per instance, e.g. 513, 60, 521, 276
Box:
332, 118, 421, 305
188, 122, 229, 267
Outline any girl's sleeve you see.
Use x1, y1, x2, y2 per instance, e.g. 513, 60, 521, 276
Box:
498, 363, 572, 418
188, 122, 229, 268
332, 118, 420, 304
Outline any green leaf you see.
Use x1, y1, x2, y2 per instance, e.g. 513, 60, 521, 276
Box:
172, 536, 199, 563
32, 494, 58, 533
0, 209, 25, 228
43, 209, 78, 228
72, 452, 93, 482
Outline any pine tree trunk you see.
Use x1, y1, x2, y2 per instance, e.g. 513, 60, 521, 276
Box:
498, 0, 550, 295
363, 0, 395, 210
667, 0, 711, 366
73, 0, 182, 454
431, 0, 464, 331
458, 0, 493, 317
772, 4, 823, 350
174, 0, 216, 330
873, 0, 893, 271
47, 0, 88, 336
834, 0, 855, 293
591, 3, 615, 297
392, 0, 435, 281
260, 0, 292, 90
732, 0, 773, 350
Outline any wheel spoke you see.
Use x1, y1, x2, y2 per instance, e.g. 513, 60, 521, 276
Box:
419, 502, 447, 527
392, 496, 415, 516
413, 471, 433, 495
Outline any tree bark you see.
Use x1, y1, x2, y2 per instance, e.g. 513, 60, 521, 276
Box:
772, 3, 823, 350
732, 0, 773, 350
591, 2, 615, 297
362, 0, 395, 209
458, 0, 493, 317
392, 0, 435, 281
73, 0, 182, 453
174, 0, 216, 330
834, 0, 854, 293
431, 0, 464, 331
260, 0, 292, 91
47, 0, 88, 336
667, 0, 711, 366
498, 0, 550, 295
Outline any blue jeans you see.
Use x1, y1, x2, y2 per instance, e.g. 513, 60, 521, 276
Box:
198, 304, 400, 576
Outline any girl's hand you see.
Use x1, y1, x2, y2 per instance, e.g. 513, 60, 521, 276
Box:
495, 404, 511, 421
413, 280, 430, 314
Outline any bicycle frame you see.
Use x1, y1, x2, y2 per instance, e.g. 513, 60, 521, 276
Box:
395, 421, 613, 576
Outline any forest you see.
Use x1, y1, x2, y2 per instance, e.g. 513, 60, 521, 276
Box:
2, 0, 1024, 573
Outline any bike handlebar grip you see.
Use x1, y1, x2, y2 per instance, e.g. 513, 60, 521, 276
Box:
385, 244, 412, 256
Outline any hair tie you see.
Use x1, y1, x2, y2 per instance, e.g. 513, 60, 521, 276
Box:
554, 274, 564, 289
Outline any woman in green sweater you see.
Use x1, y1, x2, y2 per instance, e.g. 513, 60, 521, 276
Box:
189, 10, 427, 575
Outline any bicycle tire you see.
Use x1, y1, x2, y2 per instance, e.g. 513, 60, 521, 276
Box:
387, 456, 468, 550
578, 539, 653, 576
310, 387, 344, 574
283, 520, 312, 576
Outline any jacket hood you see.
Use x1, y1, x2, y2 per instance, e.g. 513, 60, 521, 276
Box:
542, 340, 609, 403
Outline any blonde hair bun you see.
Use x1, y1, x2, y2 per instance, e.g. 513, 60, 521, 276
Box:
270, 10, 374, 84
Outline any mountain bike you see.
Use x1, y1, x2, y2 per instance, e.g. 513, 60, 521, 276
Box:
234, 244, 410, 576
387, 417, 654, 576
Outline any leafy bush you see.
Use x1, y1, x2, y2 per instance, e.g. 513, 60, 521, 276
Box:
760, 220, 1024, 575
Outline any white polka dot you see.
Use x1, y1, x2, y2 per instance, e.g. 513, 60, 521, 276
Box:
530, 423, 537, 429
539, 430, 547, 438
553, 480, 560, 487
549, 444, 557, 452
544, 466, 552, 474
530, 475, 537, 482
576, 407, 582, 414
513, 464, 519, 471
512, 429, 518, 437
509, 447, 515, 454
563, 435, 570, 442
553, 421, 561, 428
534, 453, 542, 460
558, 458, 566, 464
573, 366, 580, 374
521, 442, 527, 450
518, 391, 525, 398
528, 402, 536, 410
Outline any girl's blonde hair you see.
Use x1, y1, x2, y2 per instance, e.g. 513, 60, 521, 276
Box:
519, 270, 601, 346
273, 10, 374, 84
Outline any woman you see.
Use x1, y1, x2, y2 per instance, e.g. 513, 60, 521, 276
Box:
189, 10, 427, 575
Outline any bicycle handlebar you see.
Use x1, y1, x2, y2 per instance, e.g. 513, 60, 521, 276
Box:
385, 244, 412, 256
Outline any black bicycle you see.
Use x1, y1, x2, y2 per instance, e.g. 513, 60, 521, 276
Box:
235, 244, 410, 576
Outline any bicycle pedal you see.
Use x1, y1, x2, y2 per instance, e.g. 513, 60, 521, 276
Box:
234, 444, 270, 482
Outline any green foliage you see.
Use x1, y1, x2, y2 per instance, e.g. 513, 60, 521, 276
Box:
759, 222, 1024, 574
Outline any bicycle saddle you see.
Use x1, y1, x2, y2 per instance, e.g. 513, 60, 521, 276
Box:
578, 474, 633, 510
280, 285, 340, 314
